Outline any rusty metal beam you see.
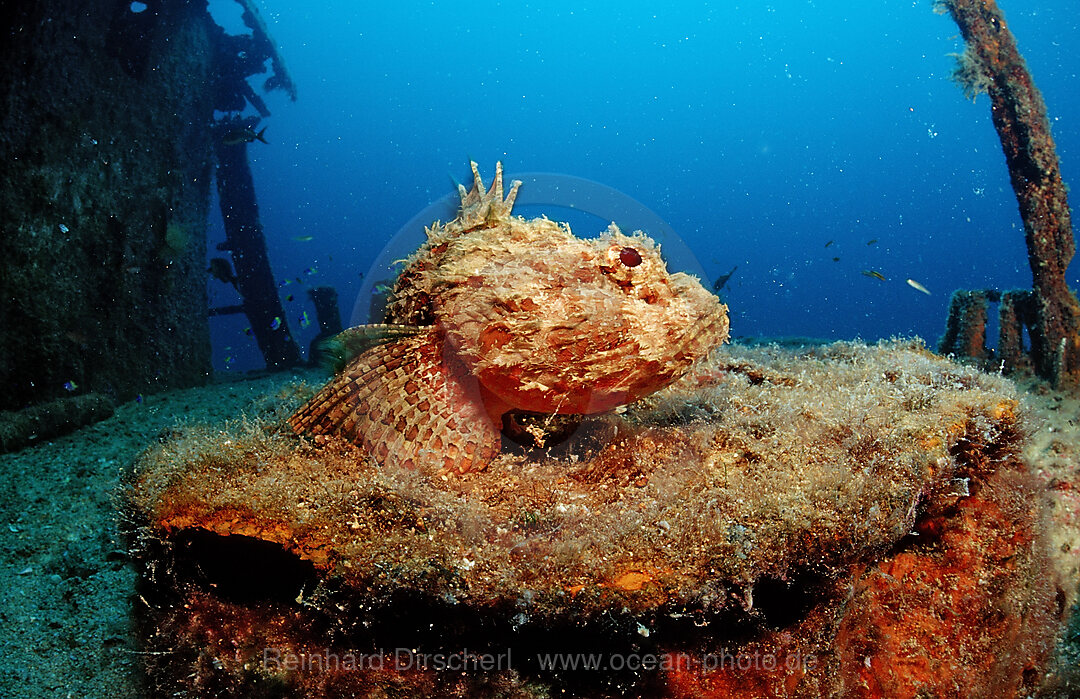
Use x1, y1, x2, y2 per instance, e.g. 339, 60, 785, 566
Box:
937, 0, 1080, 387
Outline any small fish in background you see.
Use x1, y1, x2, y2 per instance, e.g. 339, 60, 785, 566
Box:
221, 126, 268, 146
285, 294, 295, 302
59, 223, 70, 233
832, 257, 841, 262
303, 266, 318, 276
866, 238, 879, 246
135, 394, 144, 404
62, 380, 78, 392
208, 257, 239, 291
861, 269, 887, 282
824, 240, 834, 248
242, 326, 253, 336
292, 235, 314, 242
713, 265, 738, 293
906, 278, 932, 295
299, 311, 311, 329
270, 316, 282, 331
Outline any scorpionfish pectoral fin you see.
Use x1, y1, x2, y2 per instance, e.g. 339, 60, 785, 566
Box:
288, 326, 500, 474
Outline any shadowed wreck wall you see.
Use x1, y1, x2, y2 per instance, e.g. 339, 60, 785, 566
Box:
0, 0, 216, 423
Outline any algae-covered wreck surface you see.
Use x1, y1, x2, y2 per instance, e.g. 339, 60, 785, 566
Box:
128, 339, 1072, 697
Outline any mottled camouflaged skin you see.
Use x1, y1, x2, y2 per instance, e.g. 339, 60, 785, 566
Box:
290, 162, 729, 474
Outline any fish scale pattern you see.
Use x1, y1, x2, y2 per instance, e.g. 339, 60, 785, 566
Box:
288, 327, 499, 473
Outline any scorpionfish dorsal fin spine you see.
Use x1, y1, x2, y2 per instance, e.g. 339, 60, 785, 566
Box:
289, 326, 501, 474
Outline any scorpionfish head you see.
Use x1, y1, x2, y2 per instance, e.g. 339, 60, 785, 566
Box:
435, 218, 729, 415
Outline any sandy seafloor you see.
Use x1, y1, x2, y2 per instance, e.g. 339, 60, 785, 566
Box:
1, 353, 1078, 698
0, 367, 322, 698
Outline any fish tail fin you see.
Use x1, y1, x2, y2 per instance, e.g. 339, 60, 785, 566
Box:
256, 127, 268, 144
288, 326, 500, 474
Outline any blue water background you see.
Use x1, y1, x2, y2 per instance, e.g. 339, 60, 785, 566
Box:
205, 1, 1079, 372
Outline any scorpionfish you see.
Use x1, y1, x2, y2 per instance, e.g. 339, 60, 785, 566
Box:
289, 162, 729, 474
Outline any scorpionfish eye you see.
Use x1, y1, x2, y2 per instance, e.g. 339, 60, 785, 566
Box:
619, 246, 643, 267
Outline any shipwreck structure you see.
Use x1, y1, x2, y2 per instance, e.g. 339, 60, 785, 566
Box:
0, 0, 302, 451
207, 0, 302, 369
935, 0, 1080, 389
0, 1, 217, 425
